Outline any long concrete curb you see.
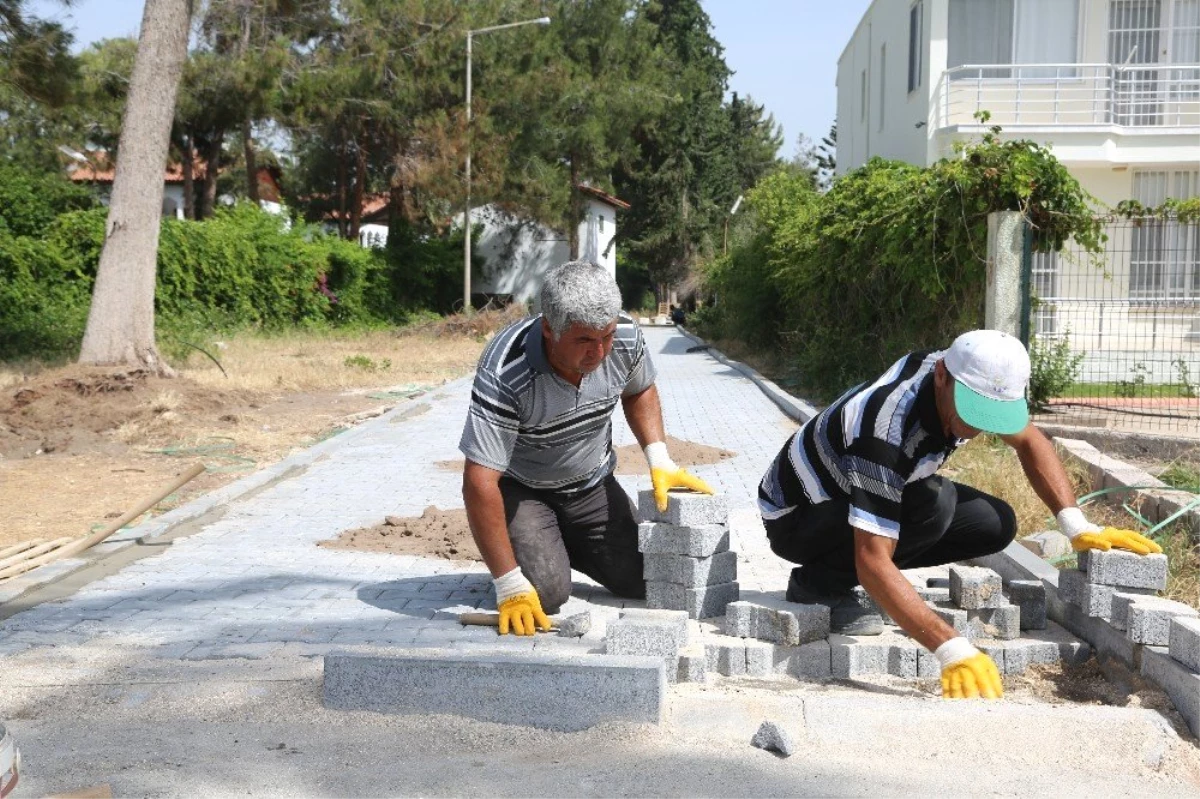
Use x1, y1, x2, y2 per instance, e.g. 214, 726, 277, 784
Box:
0, 378, 473, 607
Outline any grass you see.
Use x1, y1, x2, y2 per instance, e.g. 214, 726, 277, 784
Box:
1057, 382, 1194, 400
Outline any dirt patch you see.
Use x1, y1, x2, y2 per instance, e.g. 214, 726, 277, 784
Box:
435, 435, 736, 475
318, 506, 480, 562
0, 365, 432, 550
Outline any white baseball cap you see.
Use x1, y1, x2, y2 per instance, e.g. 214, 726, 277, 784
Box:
943, 329, 1031, 435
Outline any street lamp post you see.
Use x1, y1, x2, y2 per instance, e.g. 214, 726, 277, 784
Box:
723, 194, 743, 256
463, 16, 551, 312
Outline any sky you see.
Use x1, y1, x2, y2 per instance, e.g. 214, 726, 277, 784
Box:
31, 0, 872, 157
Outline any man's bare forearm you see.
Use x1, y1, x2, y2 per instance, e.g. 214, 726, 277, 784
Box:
621, 384, 666, 448
462, 461, 518, 578
854, 529, 959, 652
1004, 426, 1077, 515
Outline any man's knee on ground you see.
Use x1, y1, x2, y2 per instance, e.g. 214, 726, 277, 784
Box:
525, 567, 572, 615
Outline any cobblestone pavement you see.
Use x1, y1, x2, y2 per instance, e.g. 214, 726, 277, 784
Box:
0, 326, 800, 660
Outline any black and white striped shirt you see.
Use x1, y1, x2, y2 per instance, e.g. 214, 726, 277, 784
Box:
459, 313, 656, 492
758, 351, 961, 539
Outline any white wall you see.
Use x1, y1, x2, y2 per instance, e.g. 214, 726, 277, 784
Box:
837, 0, 935, 173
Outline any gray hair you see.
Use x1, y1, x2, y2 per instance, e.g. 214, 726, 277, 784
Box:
540, 261, 622, 338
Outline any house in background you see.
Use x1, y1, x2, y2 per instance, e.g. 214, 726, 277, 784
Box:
69, 155, 285, 218
460, 184, 629, 310
837, 0, 1199, 372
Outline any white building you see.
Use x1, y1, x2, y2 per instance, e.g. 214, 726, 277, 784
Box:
837, 0, 1200, 356
837, 0, 1198, 206
465, 185, 629, 310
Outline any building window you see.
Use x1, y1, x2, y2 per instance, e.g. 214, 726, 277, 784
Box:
908, 1, 924, 92
599, 214, 605, 233
1129, 169, 1200, 301
860, 69, 868, 122
879, 45, 887, 129
948, 0, 1079, 79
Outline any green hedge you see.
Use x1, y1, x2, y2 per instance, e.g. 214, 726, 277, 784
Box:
700, 126, 1103, 400
0, 199, 468, 360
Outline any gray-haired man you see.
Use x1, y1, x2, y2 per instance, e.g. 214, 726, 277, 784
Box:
460, 261, 712, 635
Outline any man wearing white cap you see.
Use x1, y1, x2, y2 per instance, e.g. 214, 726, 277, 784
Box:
757, 329, 1161, 700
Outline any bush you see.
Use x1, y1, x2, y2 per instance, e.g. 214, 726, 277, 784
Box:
1028, 331, 1084, 411
0, 164, 98, 238
707, 123, 1103, 400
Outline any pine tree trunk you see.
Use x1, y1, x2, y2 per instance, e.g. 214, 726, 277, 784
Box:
569, 155, 579, 260
350, 144, 365, 240
78, 0, 192, 373
199, 133, 222, 220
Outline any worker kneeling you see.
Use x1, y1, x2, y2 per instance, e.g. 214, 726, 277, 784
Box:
757, 330, 1162, 699
460, 261, 712, 636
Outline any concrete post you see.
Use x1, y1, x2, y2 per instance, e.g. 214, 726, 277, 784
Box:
985, 210, 1024, 338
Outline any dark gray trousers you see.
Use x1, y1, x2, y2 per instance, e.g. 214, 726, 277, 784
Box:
500, 474, 644, 614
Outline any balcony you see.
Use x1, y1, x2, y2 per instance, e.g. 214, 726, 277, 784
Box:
933, 64, 1200, 130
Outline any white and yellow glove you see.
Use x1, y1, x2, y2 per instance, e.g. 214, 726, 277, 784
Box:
936, 637, 1003, 700
1056, 508, 1162, 556
644, 441, 714, 513
493, 567, 552, 636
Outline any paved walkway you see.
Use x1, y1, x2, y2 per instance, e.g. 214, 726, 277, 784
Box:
0, 327, 799, 661
5, 326, 1200, 797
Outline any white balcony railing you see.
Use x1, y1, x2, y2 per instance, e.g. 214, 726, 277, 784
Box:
934, 63, 1200, 129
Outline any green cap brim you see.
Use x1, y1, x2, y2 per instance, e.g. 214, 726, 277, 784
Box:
953, 380, 1029, 435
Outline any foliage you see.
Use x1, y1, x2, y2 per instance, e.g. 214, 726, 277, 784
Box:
0, 0, 78, 106
0, 163, 97, 236
1113, 196, 1200, 223
705, 122, 1104, 399
1028, 331, 1084, 411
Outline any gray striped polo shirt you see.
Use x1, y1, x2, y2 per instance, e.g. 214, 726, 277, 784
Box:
459, 313, 656, 492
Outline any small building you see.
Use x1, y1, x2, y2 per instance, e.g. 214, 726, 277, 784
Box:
466, 185, 630, 310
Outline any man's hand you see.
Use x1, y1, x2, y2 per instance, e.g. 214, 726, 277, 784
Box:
1071, 527, 1163, 555
493, 567, 552, 636
1057, 508, 1163, 556
936, 637, 1003, 700
644, 441, 714, 512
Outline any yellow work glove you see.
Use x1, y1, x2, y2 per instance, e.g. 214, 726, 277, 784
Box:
644, 441, 715, 512
493, 567, 552, 636
936, 638, 1003, 700
1057, 508, 1163, 556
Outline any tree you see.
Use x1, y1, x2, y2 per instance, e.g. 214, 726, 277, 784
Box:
0, 0, 77, 106
78, 0, 193, 372
815, 120, 836, 190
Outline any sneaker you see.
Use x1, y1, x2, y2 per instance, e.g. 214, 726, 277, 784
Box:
785, 570, 884, 636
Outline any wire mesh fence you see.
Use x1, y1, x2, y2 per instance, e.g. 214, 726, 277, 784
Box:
1024, 216, 1200, 436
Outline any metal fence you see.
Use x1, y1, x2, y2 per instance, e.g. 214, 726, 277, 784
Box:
1023, 217, 1200, 436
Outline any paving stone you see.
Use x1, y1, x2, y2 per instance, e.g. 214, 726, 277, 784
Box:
676, 645, 707, 683
647, 581, 739, 619
1057, 569, 1131, 620
1078, 550, 1168, 590
1125, 598, 1199, 646
637, 490, 730, 526
745, 640, 774, 677
617, 608, 689, 647
724, 597, 830, 646
932, 602, 1020, 641
751, 721, 795, 757
1169, 616, 1200, 673
949, 565, 1005, 609
1006, 580, 1048, 630
555, 612, 592, 638
772, 640, 832, 679
638, 522, 730, 557
643, 550, 738, 586
323, 649, 665, 732
1019, 531, 1072, 559
705, 640, 747, 677
829, 634, 889, 678
1110, 590, 1167, 631
605, 619, 683, 679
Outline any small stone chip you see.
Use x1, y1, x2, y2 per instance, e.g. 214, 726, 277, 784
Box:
555, 612, 592, 638
750, 720, 795, 757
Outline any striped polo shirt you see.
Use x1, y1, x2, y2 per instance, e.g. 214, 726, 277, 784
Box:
758, 350, 961, 539
459, 312, 656, 492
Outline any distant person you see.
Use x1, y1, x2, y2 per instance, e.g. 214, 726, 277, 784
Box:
670, 304, 686, 326
757, 329, 1162, 699
460, 261, 713, 635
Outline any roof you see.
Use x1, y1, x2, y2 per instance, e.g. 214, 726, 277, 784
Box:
69, 155, 282, 201
576, 184, 630, 210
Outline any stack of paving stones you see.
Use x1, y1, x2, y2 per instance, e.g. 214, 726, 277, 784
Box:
637, 490, 739, 619
1055, 549, 1194, 641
